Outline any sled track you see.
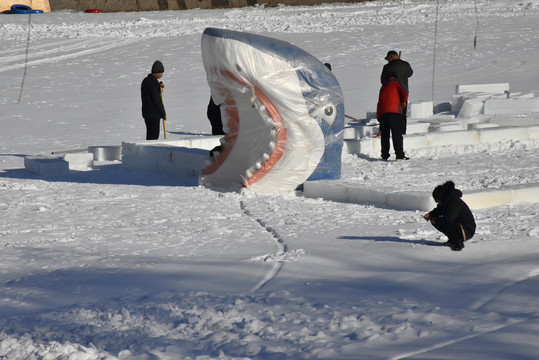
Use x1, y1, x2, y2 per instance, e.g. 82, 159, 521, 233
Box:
239, 200, 287, 293
471, 265, 539, 312
390, 318, 528, 360
0, 38, 139, 73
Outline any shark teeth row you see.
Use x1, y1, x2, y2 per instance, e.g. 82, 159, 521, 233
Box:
243, 149, 277, 185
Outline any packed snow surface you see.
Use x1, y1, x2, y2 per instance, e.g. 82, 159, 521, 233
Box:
1, 0, 539, 359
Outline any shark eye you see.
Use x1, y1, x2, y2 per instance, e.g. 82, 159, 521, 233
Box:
321, 104, 337, 125
310, 102, 338, 126
324, 106, 334, 117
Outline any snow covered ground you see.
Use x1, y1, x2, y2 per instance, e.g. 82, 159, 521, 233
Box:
1, 0, 539, 359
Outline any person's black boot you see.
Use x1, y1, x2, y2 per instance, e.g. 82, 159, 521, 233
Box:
450, 240, 464, 251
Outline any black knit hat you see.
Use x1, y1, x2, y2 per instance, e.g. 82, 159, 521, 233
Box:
384, 50, 399, 60
151, 60, 164, 74
432, 181, 455, 202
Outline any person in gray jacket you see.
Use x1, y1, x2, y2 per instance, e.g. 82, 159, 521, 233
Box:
381, 50, 413, 91
381, 50, 413, 131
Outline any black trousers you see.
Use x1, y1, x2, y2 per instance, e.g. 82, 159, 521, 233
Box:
432, 222, 473, 244
144, 117, 160, 140
379, 113, 406, 159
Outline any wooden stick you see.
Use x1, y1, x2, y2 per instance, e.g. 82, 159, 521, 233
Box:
160, 83, 167, 140
345, 114, 366, 124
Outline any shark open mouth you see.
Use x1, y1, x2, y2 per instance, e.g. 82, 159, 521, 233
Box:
200, 28, 344, 193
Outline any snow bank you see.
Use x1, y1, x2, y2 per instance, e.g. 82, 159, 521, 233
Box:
303, 180, 539, 211
121, 140, 215, 178
24, 155, 69, 176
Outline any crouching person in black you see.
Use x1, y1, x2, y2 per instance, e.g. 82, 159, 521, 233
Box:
424, 181, 476, 251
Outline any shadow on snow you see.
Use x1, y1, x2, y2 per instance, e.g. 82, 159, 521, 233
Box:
0, 162, 199, 187
339, 235, 446, 247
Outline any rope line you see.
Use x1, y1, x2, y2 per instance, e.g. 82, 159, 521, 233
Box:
17, 2, 33, 104
473, 0, 480, 49
431, 0, 440, 103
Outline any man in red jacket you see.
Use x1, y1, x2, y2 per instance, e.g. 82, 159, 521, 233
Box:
376, 77, 409, 161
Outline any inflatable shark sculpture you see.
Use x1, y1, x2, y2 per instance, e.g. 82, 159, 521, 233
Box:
200, 28, 344, 192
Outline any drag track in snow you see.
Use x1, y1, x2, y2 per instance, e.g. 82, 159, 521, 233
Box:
240, 200, 288, 293
0, 38, 139, 73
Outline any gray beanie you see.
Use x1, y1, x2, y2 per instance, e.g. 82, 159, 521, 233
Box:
151, 60, 164, 74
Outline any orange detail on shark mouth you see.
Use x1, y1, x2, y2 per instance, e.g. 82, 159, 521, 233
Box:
201, 69, 288, 188
243, 86, 287, 187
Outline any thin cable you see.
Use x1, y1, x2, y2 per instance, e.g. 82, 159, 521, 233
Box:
473, 0, 479, 49
431, 0, 440, 103
17, 5, 33, 104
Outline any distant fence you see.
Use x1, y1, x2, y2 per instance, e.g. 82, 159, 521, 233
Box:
50, 0, 371, 11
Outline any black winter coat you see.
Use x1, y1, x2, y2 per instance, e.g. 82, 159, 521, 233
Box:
141, 74, 166, 120
207, 97, 225, 135
429, 188, 476, 236
381, 59, 413, 91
